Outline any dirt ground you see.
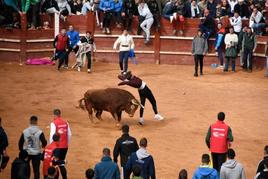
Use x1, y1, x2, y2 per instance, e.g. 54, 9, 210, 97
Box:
0, 61, 267, 179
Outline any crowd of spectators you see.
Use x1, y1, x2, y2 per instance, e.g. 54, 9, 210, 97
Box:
0, 0, 267, 36
1, 113, 268, 179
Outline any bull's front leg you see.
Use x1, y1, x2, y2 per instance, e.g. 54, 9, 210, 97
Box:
111, 112, 121, 128
96, 110, 103, 121
85, 102, 94, 123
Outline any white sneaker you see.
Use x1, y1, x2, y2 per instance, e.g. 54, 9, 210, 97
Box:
78, 67, 81, 72
154, 114, 164, 121
170, 16, 174, 23
139, 118, 144, 125
87, 69, 91, 73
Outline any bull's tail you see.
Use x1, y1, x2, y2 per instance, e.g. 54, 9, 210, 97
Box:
77, 98, 86, 110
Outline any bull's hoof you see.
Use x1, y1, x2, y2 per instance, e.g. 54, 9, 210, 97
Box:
116, 123, 121, 128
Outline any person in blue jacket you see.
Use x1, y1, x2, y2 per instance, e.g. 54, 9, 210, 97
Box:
99, 0, 114, 34
214, 23, 225, 68
125, 137, 156, 179
192, 154, 219, 179
66, 25, 80, 68
94, 148, 120, 179
113, 0, 123, 28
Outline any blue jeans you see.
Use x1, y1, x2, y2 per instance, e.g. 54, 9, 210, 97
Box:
252, 23, 266, 35
199, 24, 212, 39
217, 48, 224, 66
225, 57, 236, 71
243, 48, 253, 70
119, 51, 129, 72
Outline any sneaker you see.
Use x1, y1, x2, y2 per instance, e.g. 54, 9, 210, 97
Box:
87, 69, 91, 73
139, 118, 144, 125
106, 28, 111, 34
78, 67, 81, 72
102, 28, 106, 33
179, 30, 183, 35
194, 73, 198, 77
200, 72, 203, 76
170, 16, 174, 23
172, 29, 177, 35
144, 40, 150, 44
63, 66, 69, 70
154, 114, 164, 121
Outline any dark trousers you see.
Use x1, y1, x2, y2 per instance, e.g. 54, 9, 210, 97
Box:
57, 50, 67, 69
194, 55, 204, 74
122, 15, 133, 31
28, 154, 41, 179
114, 12, 122, 24
137, 16, 144, 35
138, 86, 158, 118
66, 46, 79, 67
27, 2, 41, 28
243, 48, 253, 71
102, 11, 113, 28
225, 57, 236, 71
119, 51, 129, 72
86, 52, 92, 70
211, 152, 227, 172
217, 48, 224, 66
58, 148, 68, 179
199, 24, 213, 39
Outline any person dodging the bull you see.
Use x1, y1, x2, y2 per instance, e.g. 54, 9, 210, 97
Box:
118, 71, 164, 125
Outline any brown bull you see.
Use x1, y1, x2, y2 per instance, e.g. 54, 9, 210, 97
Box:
77, 88, 142, 124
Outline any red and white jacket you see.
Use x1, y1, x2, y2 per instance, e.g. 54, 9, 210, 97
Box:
210, 120, 229, 153
50, 117, 71, 148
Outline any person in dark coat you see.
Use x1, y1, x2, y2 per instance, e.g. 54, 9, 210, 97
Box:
113, 124, 139, 179
206, 0, 217, 18
0, 117, 8, 172
121, 0, 137, 32
11, 150, 30, 179
242, 27, 256, 72
256, 145, 268, 174
255, 159, 268, 179
147, 0, 161, 31
199, 9, 215, 39
125, 138, 156, 179
234, 0, 250, 18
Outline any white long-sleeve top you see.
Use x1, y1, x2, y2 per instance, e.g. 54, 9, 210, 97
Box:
57, 0, 71, 14
113, 34, 134, 51
229, 16, 242, 33
49, 122, 72, 144
138, 3, 153, 19
224, 33, 238, 48
228, 0, 237, 12
82, 1, 94, 15
249, 11, 264, 27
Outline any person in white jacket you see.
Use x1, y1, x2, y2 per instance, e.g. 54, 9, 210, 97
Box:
249, 7, 266, 35
220, 149, 246, 179
138, 1, 154, 44
113, 30, 135, 73
224, 27, 238, 72
229, 12, 242, 34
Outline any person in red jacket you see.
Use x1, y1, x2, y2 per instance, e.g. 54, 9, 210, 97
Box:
52, 28, 70, 71
118, 71, 164, 125
205, 112, 234, 172
43, 134, 60, 178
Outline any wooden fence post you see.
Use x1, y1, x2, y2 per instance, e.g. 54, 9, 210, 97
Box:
154, 30, 160, 64
20, 13, 27, 65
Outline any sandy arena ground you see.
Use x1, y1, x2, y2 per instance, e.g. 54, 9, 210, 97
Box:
0, 61, 267, 179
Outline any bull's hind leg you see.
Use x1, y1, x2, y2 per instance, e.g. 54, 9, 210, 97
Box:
96, 110, 103, 121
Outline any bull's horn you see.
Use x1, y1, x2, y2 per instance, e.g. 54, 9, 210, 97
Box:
131, 99, 144, 109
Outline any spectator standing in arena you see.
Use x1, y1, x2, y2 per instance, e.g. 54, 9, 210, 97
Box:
199, 9, 215, 39
132, 165, 143, 179
234, 0, 249, 18
85, 168, 94, 179
94, 148, 120, 179
192, 154, 218, 179
118, 71, 164, 125
113, 124, 139, 178
11, 150, 30, 179
99, 0, 115, 34
192, 29, 208, 77
242, 27, 256, 72
220, 149, 246, 179
215, 23, 225, 68
249, 7, 266, 35
178, 169, 188, 179
0, 117, 8, 172
256, 145, 268, 173
53, 28, 70, 71
224, 27, 238, 72
18, 116, 47, 179
50, 109, 71, 161
66, 25, 80, 68
205, 112, 234, 172
125, 137, 156, 179
45, 166, 57, 179
121, 0, 136, 32
43, 134, 62, 178
113, 30, 135, 74
238, 26, 248, 67
138, 1, 154, 44
114, 0, 123, 28
229, 12, 242, 35
255, 159, 268, 179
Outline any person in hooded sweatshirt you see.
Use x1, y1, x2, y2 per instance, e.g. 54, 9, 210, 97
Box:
255, 159, 268, 179
125, 137, 156, 179
256, 145, 268, 174
11, 150, 30, 179
18, 116, 47, 179
192, 154, 218, 179
220, 149, 246, 179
